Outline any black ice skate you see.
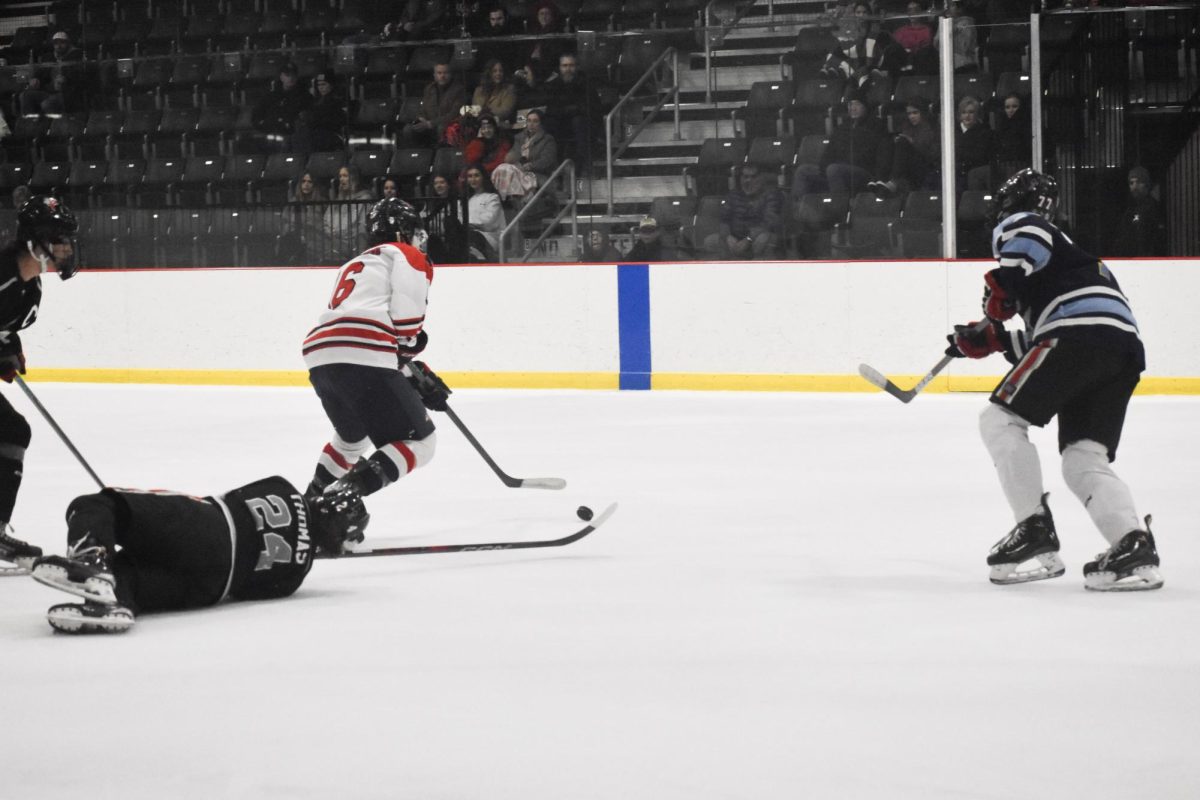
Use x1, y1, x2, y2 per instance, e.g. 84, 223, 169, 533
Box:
313, 476, 369, 552
0, 524, 43, 573
46, 602, 135, 634
1083, 516, 1163, 592
31, 537, 117, 604
987, 493, 1065, 585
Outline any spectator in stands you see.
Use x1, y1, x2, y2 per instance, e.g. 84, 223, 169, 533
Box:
382, 0, 450, 42
955, 94, 995, 192
401, 62, 467, 148
475, 5, 523, 69
459, 164, 505, 261
791, 88, 890, 201
0, 108, 9, 142
706, 164, 784, 261
277, 172, 328, 265
1113, 166, 1167, 257
523, 1, 569, 84
462, 113, 512, 183
625, 216, 674, 263
324, 165, 375, 261
11, 185, 31, 211
869, 98, 939, 197
993, 92, 1031, 178
580, 228, 624, 263
934, 1, 980, 73
21, 31, 87, 113
472, 59, 519, 128
821, 2, 886, 88
524, 53, 599, 176
292, 73, 348, 155
492, 108, 557, 207
420, 173, 468, 262
382, 175, 401, 199
881, 2, 936, 76
251, 63, 314, 153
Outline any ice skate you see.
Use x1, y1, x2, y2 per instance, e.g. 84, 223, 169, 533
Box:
987, 493, 1065, 585
1084, 516, 1163, 592
0, 524, 42, 573
46, 602, 134, 634
30, 536, 117, 604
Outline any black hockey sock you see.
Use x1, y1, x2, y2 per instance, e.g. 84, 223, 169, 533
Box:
0, 454, 23, 524
64, 493, 121, 553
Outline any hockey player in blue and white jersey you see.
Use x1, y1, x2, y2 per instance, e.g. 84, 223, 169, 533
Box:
944, 168, 1162, 592
301, 198, 451, 550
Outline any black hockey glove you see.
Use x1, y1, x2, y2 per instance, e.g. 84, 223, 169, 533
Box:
407, 360, 451, 412
397, 329, 429, 366
0, 336, 25, 383
945, 320, 1005, 359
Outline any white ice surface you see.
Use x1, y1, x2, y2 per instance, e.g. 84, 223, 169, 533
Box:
3, 385, 1199, 800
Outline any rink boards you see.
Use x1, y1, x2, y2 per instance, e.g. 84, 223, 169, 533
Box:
25, 258, 1200, 393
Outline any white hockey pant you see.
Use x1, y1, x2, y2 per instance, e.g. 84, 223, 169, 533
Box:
979, 403, 1044, 522
1061, 439, 1140, 545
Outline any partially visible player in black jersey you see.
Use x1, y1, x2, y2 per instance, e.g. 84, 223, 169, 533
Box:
0, 195, 79, 573
27, 476, 366, 634
945, 168, 1162, 592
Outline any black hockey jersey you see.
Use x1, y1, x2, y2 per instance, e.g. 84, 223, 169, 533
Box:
0, 242, 41, 355
990, 212, 1144, 368
109, 476, 315, 605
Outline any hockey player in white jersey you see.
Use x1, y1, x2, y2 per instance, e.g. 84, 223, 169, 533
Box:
301, 198, 451, 550
944, 168, 1162, 592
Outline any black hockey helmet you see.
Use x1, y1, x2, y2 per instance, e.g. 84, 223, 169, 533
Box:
17, 195, 80, 279
989, 168, 1059, 226
366, 197, 426, 251
307, 486, 370, 554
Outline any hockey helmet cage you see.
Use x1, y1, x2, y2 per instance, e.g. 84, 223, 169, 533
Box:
989, 168, 1059, 226
17, 195, 80, 279
307, 488, 371, 554
366, 197, 426, 251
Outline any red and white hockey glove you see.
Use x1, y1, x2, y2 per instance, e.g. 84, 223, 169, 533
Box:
982, 270, 1019, 321
945, 321, 1005, 359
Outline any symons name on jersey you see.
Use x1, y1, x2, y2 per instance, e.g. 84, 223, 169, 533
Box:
302, 242, 432, 370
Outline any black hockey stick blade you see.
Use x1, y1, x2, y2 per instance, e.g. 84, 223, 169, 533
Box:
859, 320, 990, 404
444, 405, 566, 490
317, 502, 618, 559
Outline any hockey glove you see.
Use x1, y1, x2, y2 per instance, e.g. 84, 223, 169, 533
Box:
0, 351, 25, 383
407, 360, 451, 412
982, 270, 1019, 321
945, 320, 1005, 359
397, 329, 429, 366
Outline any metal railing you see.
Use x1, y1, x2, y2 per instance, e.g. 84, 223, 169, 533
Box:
603, 47, 682, 215
497, 158, 577, 263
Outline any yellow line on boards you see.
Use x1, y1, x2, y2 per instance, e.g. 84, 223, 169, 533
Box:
20, 369, 1200, 395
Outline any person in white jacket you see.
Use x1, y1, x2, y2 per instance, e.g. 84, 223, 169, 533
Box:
461, 164, 505, 261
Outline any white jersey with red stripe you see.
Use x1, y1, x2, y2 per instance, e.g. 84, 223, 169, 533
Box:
302, 241, 432, 370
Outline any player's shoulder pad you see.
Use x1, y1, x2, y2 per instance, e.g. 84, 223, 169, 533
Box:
366, 242, 433, 280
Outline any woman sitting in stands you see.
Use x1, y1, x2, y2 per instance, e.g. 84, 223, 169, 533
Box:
420, 173, 467, 263
869, 98, 940, 197
993, 92, 1032, 179
459, 164, 505, 262
471, 60, 518, 128
462, 113, 512, 183
491, 109, 557, 208
278, 172, 328, 265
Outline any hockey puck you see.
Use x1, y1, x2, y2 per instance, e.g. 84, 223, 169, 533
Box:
576, 505, 594, 522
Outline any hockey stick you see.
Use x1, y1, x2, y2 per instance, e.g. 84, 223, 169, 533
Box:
317, 501, 617, 559
858, 319, 991, 404
443, 404, 567, 490
14, 375, 106, 489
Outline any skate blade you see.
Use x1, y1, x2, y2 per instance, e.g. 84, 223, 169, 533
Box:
47, 605, 134, 635
31, 564, 118, 605
1, 563, 30, 577
1084, 565, 1164, 592
989, 552, 1066, 585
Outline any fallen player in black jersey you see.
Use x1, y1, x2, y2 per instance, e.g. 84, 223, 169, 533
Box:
28, 475, 366, 634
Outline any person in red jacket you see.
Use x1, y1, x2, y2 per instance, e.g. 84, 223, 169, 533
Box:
462, 113, 512, 183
